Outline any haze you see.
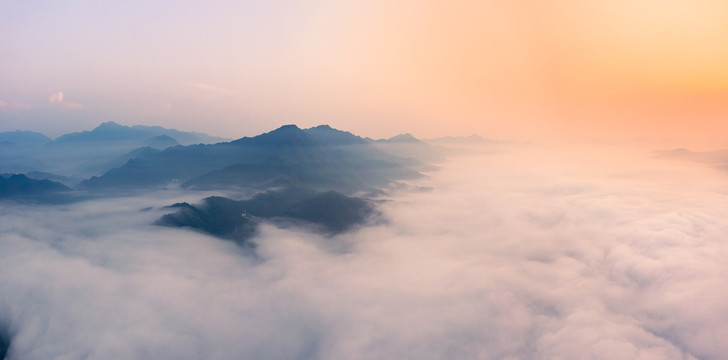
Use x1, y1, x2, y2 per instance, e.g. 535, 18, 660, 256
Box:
2, 144, 728, 359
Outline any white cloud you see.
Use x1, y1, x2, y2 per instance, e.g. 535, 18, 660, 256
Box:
0, 146, 726, 359
0, 100, 33, 110
47, 91, 83, 109
63, 101, 83, 109
48, 91, 64, 103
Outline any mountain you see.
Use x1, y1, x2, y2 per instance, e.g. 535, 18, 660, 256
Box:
129, 124, 227, 145
23, 171, 72, 184
80, 146, 164, 177
0, 174, 72, 201
0, 122, 229, 180
0, 152, 49, 174
0, 130, 51, 146
233, 124, 317, 147
144, 135, 179, 148
157, 187, 374, 245
377, 133, 421, 143
54, 121, 148, 143
0, 328, 8, 360
53, 121, 227, 146
304, 125, 368, 145
373, 133, 445, 167
0, 131, 54, 174
80, 124, 422, 194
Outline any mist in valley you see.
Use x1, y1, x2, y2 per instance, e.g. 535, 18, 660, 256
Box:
1, 143, 726, 360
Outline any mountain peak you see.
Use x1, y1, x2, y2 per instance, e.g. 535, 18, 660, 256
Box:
385, 133, 421, 143
239, 124, 313, 147
277, 124, 302, 131
311, 124, 333, 130
0, 130, 51, 145
96, 121, 125, 129
304, 125, 367, 145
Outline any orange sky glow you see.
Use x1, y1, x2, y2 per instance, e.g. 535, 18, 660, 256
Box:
325, 0, 728, 148
1, 0, 727, 148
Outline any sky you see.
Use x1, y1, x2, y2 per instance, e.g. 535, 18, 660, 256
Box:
2, 0, 728, 147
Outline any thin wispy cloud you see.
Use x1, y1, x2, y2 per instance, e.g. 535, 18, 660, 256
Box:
0, 100, 33, 110
48, 91, 64, 104
48, 91, 83, 109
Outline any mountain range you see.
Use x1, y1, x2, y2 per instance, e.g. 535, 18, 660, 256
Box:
0, 174, 73, 202
0, 122, 229, 182
80, 124, 426, 194
1, 122, 454, 243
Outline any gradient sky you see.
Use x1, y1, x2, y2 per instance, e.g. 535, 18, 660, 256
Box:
1, 1, 727, 148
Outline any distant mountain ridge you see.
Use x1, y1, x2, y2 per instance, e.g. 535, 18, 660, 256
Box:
0, 130, 51, 146
377, 133, 421, 143
0, 174, 72, 201
80, 124, 422, 194
0, 122, 228, 180
0, 123, 450, 245
53, 121, 227, 145
0, 123, 453, 207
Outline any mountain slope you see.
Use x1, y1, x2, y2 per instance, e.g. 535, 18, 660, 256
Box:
157, 187, 374, 244
0, 174, 72, 200
0, 130, 51, 146
80, 124, 422, 193
53, 121, 227, 146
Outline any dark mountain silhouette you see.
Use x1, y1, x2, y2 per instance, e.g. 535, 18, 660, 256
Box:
0, 174, 72, 200
234, 124, 317, 147
157, 187, 374, 244
304, 125, 368, 145
0, 327, 9, 360
80, 124, 422, 193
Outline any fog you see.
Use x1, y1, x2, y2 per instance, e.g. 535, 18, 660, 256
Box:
1, 145, 727, 359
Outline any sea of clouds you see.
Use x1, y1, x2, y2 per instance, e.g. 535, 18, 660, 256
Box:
1, 144, 727, 360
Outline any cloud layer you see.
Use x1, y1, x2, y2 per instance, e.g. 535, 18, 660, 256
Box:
1, 146, 727, 359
